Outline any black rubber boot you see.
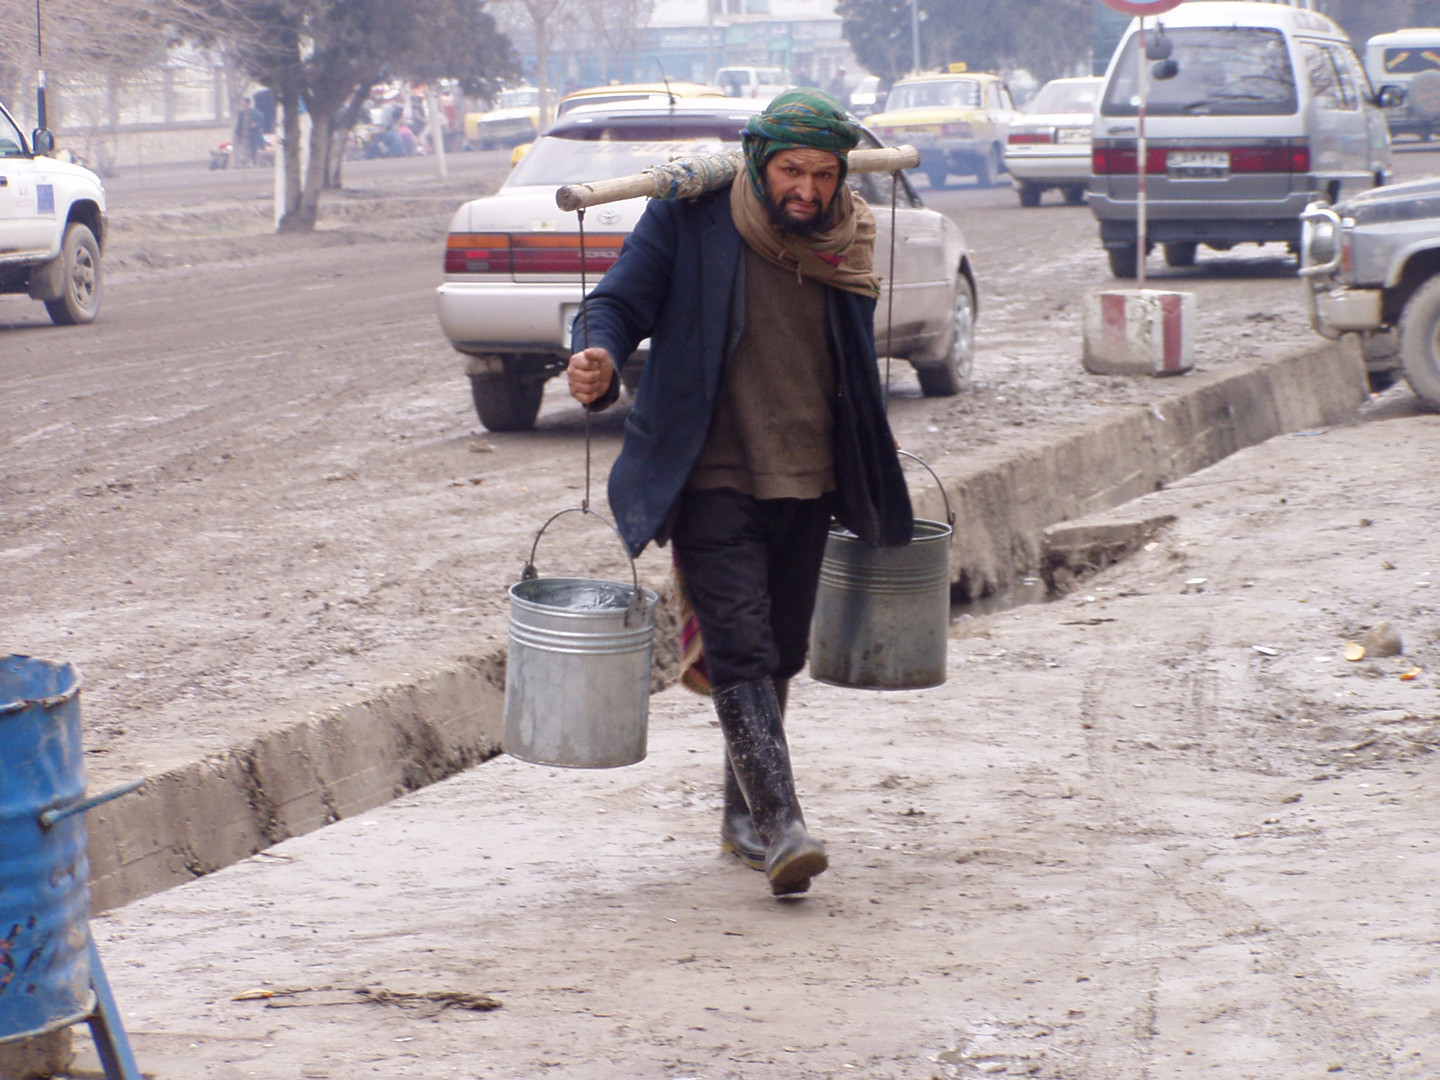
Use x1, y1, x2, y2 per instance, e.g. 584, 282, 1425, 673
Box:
712, 679, 827, 896
718, 677, 789, 872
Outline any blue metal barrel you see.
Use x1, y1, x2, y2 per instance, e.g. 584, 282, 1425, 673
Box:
0, 655, 93, 1043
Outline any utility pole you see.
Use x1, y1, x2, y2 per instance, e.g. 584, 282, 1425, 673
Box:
35, 0, 47, 128
910, 0, 920, 76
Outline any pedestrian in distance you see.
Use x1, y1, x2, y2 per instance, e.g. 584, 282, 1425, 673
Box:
233, 97, 265, 168
566, 88, 913, 898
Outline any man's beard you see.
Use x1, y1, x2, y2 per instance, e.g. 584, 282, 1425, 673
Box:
764, 190, 831, 237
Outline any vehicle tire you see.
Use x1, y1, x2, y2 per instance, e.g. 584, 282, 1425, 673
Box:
915, 274, 976, 397
1107, 244, 1138, 279
1398, 275, 1440, 408
43, 223, 102, 326
469, 365, 546, 431
1063, 185, 1086, 206
1163, 241, 1198, 268
1017, 181, 1041, 208
974, 146, 999, 189
925, 164, 948, 190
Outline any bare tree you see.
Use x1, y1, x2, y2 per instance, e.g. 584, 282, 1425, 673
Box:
579, 0, 655, 84
494, 0, 574, 124
0, 0, 167, 123
163, 0, 514, 232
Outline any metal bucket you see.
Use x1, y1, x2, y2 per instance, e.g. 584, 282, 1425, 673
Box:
0, 655, 93, 1043
808, 453, 954, 690
504, 509, 658, 768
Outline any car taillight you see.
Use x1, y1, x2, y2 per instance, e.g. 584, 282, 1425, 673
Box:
1229, 146, 1310, 172
511, 234, 625, 274
445, 233, 511, 274
1008, 129, 1054, 145
1092, 146, 1167, 174
939, 122, 972, 137
442, 233, 626, 275
1093, 145, 1311, 174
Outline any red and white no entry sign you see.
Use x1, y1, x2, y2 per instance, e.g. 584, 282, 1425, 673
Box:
1099, 0, 1185, 14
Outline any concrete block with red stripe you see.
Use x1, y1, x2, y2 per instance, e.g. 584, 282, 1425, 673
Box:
1082, 290, 1196, 376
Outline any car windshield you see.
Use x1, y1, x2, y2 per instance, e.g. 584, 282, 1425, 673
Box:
1027, 80, 1100, 114
1101, 27, 1298, 116
886, 80, 982, 110
504, 118, 747, 187
1383, 45, 1440, 74
0, 107, 26, 157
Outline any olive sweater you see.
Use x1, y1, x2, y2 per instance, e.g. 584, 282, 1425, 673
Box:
688, 247, 837, 499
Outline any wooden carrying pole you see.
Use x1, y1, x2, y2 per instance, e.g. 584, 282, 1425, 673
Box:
556, 144, 922, 212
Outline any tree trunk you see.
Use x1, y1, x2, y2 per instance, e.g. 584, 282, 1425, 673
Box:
277, 88, 308, 233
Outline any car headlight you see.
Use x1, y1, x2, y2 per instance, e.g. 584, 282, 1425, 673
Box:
1306, 219, 1339, 266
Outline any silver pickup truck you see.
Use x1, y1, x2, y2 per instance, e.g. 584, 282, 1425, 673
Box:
0, 96, 107, 324
1302, 178, 1440, 405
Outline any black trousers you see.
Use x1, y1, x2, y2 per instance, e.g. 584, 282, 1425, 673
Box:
671, 487, 835, 688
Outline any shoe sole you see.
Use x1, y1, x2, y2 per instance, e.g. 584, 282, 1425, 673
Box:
720, 839, 766, 871
768, 848, 828, 896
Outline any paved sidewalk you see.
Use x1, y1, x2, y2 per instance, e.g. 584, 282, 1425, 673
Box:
66, 401, 1440, 1080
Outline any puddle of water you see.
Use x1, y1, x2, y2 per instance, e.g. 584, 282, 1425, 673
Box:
951, 576, 1050, 621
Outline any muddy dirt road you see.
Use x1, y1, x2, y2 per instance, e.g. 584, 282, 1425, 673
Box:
1, 147, 1366, 787
82, 404, 1440, 1080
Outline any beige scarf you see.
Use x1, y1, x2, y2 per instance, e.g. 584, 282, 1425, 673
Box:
729, 174, 882, 299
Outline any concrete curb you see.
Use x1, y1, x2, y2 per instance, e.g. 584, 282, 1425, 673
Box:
88, 656, 507, 912
86, 341, 1364, 913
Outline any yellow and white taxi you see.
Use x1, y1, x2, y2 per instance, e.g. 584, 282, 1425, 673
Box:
865, 67, 1019, 189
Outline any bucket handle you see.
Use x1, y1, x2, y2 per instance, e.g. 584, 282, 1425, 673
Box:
521, 506, 648, 627
38, 777, 145, 829
898, 450, 955, 528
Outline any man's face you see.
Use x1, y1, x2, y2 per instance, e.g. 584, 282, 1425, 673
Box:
762, 148, 842, 235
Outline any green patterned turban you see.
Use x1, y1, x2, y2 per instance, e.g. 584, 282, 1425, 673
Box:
742, 88, 862, 198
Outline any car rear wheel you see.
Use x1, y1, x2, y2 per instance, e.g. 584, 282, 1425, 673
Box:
1107, 244, 1138, 280
1017, 181, 1041, 208
43, 223, 102, 326
1163, 241, 1198, 268
973, 146, 999, 189
1063, 185, 1086, 206
925, 164, 948, 190
1398, 275, 1440, 408
914, 274, 976, 397
470, 361, 547, 431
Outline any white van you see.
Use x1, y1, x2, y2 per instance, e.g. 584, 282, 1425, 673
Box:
714, 66, 791, 104
1090, 1, 1402, 278
1364, 29, 1440, 140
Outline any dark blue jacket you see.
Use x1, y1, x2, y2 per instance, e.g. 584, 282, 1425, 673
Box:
573, 188, 912, 557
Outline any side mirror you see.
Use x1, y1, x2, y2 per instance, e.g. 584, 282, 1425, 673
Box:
1145, 32, 1173, 62
1376, 84, 1406, 109
1152, 59, 1180, 82
31, 128, 54, 155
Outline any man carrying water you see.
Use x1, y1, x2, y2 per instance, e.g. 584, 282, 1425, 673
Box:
566, 89, 912, 897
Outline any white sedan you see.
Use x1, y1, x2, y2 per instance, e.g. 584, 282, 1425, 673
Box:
1004, 76, 1103, 208
437, 98, 978, 431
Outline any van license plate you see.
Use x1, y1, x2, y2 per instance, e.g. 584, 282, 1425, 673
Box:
1167, 150, 1229, 176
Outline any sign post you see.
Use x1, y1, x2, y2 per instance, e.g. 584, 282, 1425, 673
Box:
1083, 0, 1197, 381
1099, 0, 1185, 285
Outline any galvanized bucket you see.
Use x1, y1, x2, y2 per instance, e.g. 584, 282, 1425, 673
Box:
809, 453, 954, 690
505, 509, 658, 768
1, 655, 93, 1043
